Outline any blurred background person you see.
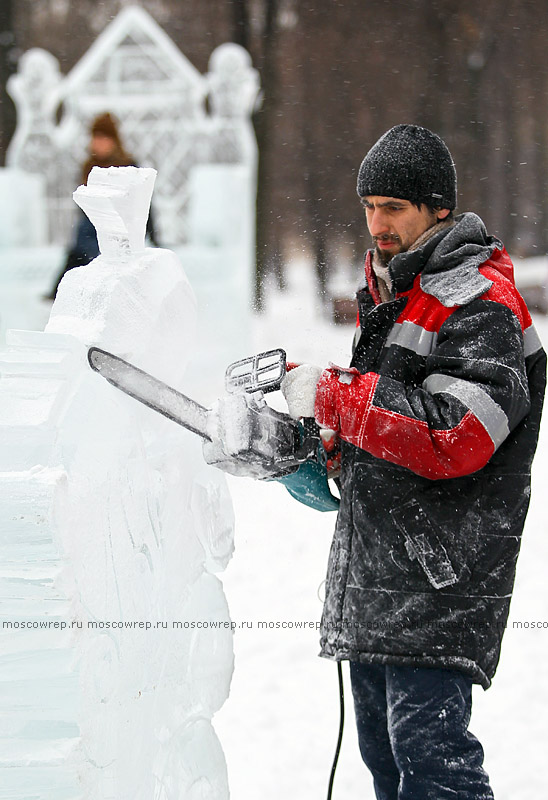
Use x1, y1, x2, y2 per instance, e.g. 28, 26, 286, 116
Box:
44, 111, 157, 300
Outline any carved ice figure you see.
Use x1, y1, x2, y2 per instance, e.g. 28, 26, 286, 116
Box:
6, 48, 62, 183
0, 167, 235, 799
207, 43, 260, 119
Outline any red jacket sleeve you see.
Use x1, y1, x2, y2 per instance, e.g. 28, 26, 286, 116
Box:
315, 297, 531, 480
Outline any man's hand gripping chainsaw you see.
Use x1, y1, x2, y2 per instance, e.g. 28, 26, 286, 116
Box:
87, 347, 339, 509
201, 348, 324, 480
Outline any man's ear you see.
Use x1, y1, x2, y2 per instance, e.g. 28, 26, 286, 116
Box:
437, 208, 451, 220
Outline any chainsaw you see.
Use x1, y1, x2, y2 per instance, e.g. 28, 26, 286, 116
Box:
87, 347, 340, 512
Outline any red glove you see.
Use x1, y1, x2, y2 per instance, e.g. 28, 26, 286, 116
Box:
314, 365, 361, 432
320, 428, 341, 478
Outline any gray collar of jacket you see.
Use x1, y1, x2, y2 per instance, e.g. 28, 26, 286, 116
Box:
380, 212, 504, 307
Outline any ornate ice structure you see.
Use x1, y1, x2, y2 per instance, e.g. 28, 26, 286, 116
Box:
0, 5, 259, 381
0, 167, 236, 799
5, 4, 259, 247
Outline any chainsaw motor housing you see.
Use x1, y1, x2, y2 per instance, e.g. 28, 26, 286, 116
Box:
203, 390, 301, 479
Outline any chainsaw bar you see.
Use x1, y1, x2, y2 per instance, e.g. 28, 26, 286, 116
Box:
88, 347, 211, 440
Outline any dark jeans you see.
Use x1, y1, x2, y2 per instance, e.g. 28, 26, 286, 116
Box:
349, 662, 494, 800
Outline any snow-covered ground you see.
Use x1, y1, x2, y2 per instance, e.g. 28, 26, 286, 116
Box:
215, 259, 548, 800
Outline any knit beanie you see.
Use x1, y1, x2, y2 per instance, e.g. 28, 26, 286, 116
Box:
357, 124, 457, 209
91, 112, 121, 144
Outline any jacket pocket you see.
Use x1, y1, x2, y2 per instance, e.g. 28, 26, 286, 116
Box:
390, 499, 458, 589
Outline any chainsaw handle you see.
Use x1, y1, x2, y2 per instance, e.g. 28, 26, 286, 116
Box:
294, 416, 321, 462
301, 416, 319, 439
225, 348, 287, 395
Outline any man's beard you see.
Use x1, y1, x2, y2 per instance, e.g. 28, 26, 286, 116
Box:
375, 245, 392, 265
373, 235, 402, 265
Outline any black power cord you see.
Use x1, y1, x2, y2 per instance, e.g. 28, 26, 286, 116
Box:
327, 661, 345, 800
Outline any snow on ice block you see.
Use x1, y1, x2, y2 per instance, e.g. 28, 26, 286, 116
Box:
0, 166, 235, 798
46, 245, 195, 387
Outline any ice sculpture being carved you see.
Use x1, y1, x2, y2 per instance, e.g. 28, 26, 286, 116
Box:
0, 166, 235, 799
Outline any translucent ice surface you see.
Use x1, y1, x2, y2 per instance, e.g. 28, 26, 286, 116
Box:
0, 167, 235, 799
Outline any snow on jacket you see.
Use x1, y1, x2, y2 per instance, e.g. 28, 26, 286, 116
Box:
318, 212, 546, 688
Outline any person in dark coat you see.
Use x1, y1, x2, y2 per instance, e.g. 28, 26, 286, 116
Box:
283, 124, 546, 799
45, 112, 157, 299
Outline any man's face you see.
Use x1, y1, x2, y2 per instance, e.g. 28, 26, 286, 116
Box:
91, 133, 117, 160
361, 196, 448, 264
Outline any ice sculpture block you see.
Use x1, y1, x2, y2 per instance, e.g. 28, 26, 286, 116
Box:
0, 166, 235, 799
73, 166, 155, 259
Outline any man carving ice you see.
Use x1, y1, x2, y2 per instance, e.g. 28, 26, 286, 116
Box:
282, 124, 546, 798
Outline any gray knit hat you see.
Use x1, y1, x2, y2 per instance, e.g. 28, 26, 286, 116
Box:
357, 124, 457, 209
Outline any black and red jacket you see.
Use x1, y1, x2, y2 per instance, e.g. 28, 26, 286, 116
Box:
319, 212, 546, 688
